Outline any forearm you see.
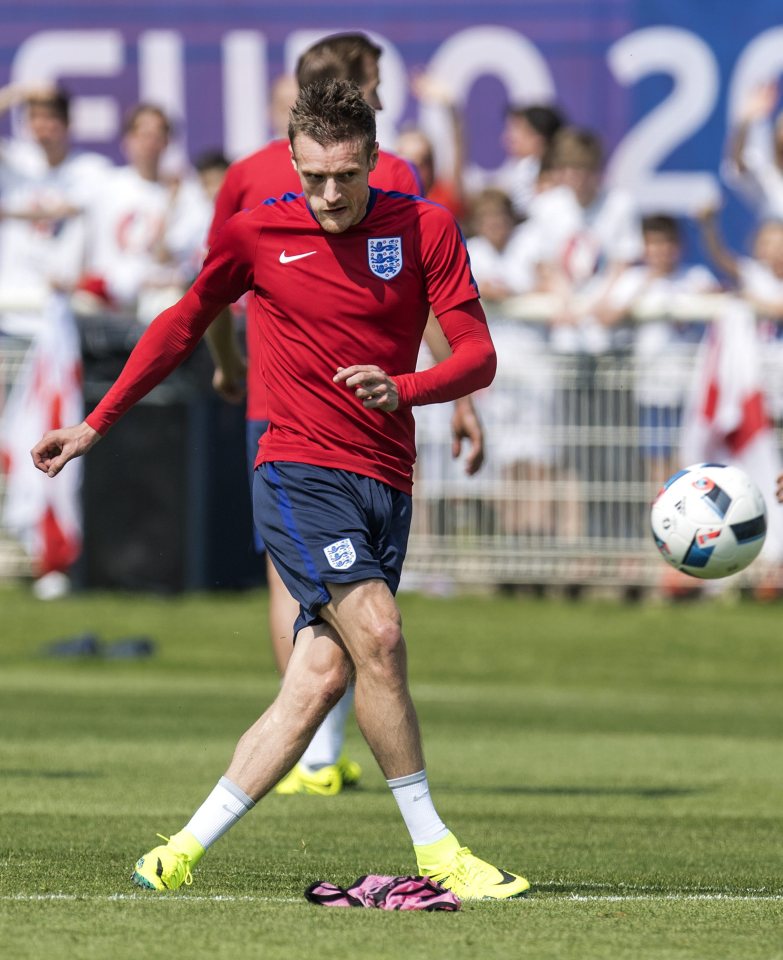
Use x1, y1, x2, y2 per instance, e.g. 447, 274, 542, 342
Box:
204, 306, 242, 368
700, 219, 738, 281
729, 122, 750, 173
85, 287, 225, 434
395, 300, 496, 405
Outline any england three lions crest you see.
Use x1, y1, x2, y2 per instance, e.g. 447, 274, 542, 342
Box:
323, 538, 357, 570
368, 237, 402, 280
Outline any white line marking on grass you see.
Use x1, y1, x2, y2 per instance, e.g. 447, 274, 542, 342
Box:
1, 893, 300, 904
567, 894, 783, 902
4, 891, 783, 905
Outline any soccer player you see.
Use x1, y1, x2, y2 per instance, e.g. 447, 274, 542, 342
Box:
206, 31, 484, 798
32, 79, 529, 901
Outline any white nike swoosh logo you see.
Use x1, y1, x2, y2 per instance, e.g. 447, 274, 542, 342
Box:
279, 250, 317, 264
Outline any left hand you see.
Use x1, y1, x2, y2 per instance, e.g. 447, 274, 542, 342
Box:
776, 473, 783, 504
31, 421, 101, 477
334, 365, 399, 412
451, 395, 484, 475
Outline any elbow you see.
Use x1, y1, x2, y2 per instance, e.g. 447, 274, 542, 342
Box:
478, 343, 497, 389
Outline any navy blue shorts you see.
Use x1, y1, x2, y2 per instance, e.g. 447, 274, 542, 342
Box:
246, 419, 270, 553
253, 462, 412, 637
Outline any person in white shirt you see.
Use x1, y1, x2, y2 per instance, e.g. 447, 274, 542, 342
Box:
80, 103, 209, 324
723, 82, 783, 221
698, 208, 783, 417
525, 126, 643, 355
597, 214, 719, 484
0, 84, 112, 337
476, 104, 564, 220
463, 187, 560, 537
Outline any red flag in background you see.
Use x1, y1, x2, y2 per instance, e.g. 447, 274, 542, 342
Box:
0, 294, 83, 576
680, 296, 783, 564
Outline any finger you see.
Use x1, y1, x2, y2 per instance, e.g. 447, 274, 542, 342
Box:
464, 444, 485, 476
333, 364, 382, 383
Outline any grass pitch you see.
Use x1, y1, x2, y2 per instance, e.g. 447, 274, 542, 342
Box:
1, 585, 782, 959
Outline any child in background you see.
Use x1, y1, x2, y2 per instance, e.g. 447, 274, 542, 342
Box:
597, 214, 719, 485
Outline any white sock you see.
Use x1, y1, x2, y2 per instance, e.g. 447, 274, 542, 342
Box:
300, 685, 355, 770
387, 770, 449, 846
183, 776, 255, 850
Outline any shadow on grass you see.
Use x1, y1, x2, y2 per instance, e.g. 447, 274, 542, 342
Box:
360, 784, 707, 798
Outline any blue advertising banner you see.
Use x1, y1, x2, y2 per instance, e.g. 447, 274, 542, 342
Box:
2, 0, 783, 247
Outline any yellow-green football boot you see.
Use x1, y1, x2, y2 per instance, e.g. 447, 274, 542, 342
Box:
337, 753, 362, 788
274, 762, 343, 796
131, 830, 205, 891
415, 831, 530, 900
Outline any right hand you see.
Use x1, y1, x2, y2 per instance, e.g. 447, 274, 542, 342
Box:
31, 422, 101, 478
212, 356, 247, 404
694, 204, 720, 225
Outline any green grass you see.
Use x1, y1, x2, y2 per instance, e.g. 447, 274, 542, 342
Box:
1, 585, 782, 959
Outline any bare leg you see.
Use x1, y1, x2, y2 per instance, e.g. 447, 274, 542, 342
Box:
319, 579, 424, 779
266, 554, 299, 675
225, 623, 352, 799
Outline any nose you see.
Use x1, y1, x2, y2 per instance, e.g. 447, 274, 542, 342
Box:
323, 178, 341, 205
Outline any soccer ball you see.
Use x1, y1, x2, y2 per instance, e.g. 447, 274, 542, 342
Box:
650, 463, 767, 579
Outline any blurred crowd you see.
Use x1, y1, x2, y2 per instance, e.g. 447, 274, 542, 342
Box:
3, 56, 783, 596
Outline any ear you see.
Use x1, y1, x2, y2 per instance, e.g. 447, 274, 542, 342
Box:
289, 142, 297, 171
368, 142, 379, 172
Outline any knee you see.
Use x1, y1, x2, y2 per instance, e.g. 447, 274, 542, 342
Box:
318, 658, 351, 709
359, 614, 405, 675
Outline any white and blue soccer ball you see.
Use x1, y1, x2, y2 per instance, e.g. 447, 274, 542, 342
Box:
650, 463, 767, 579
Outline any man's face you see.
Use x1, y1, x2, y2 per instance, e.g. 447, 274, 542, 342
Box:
292, 134, 378, 234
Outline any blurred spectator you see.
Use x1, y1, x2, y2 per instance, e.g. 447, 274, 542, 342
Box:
464, 188, 560, 538
526, 126, 643, 353
0, 83, 112, 337
396, 71, 466, 217
723, 81, 783, 220
163, 149, 230, 283
0, 83, 106, 596
697, 208, 783, 317
596, 214, 719, 484
77, 103, 208, 323
194, 149, 230, 204
473, 104, 565, 220
698, 208, 783, 416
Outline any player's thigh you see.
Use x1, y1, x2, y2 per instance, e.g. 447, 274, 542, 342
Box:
283, 620, 353, 693
319, 579, 404, 669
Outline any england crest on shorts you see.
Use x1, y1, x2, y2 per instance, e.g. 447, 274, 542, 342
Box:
323, 537, 357, 570
368, 237, 402, 280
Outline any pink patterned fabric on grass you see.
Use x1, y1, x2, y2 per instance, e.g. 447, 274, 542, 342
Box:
305, 874, 461, 911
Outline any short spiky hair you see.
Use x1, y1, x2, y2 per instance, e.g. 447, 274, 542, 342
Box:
289, 78, 376, 158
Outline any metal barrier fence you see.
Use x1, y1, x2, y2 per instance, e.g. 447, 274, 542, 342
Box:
2, 294, 781, 592
406, 296, 783, 594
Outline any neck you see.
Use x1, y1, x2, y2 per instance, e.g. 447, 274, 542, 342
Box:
44, 144, 68, 168
135, 161, 160, 182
